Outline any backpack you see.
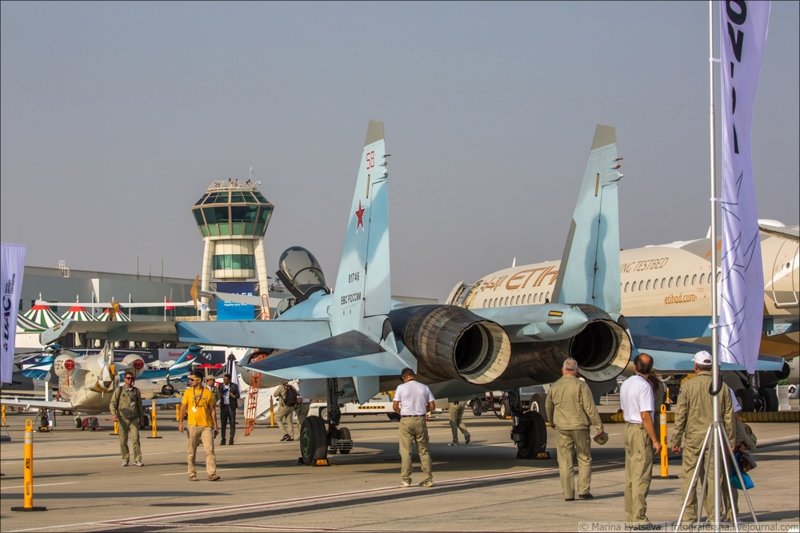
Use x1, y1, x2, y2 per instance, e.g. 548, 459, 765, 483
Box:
284, 383, 299, 407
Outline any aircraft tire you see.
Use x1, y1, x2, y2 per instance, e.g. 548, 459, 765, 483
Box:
338, 427, 352, 454
530, 394, 547, 421
470, 399, 482, 416
74, 416, 82, 429
758, 387, 778, 411
299, 416, 327, 465
736, 388, 756, 412
498, 398, 511, 419
514, 411, 547, 459
318, 407, 328, 422
161, 384, 175, 396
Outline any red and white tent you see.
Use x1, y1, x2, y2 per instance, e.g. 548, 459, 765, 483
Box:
60, 305, 98, 322
21, 304, 62, 330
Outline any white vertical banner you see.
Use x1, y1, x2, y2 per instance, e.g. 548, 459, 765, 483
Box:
719, 0, 771, 373
1, 243, 27, 383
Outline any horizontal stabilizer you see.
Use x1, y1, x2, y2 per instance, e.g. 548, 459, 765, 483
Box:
244, 330, 411, 379
177, 320, 332, 350
633, 334, 786, 372
41, 320, 179, 345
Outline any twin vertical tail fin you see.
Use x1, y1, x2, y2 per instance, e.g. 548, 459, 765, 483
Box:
551, 125, 623, 313
330, 120, 408, 402
331, 120, 392, 334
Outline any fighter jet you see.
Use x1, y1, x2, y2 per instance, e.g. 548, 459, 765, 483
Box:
174, 121, 633, 465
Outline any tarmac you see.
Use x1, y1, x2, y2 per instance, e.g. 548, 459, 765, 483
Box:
0, 404, 798, 533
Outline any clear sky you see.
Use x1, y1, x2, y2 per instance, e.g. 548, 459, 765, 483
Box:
2, 1, 798, 302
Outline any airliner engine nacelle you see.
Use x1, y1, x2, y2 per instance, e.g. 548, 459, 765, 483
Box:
53, 353, 78, 378
388, 305, 512, 385
120, 354, 146, 377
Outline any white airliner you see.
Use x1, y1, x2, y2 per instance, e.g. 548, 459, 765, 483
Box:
447, 221, 799, 408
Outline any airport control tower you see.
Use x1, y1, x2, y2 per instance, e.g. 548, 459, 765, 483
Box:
192, 178, 274, 319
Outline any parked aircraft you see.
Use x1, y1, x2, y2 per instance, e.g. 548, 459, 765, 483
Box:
1, 343, 208, 423
174, 121, 637, 465
446, 220, 797, 410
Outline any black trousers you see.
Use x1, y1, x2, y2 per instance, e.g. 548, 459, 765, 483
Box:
220, 405, 236, 440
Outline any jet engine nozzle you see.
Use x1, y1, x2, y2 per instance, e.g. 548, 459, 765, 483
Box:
569, 305, 631, 383
388, 305, 511, 385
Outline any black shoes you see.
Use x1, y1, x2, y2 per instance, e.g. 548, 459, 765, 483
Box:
281, 434, 291, 441
565, 497, 575, 501
578, 493, 594, 499
220, 440, 226, 445
465, 434, 471, 445
228, 439, 234, 445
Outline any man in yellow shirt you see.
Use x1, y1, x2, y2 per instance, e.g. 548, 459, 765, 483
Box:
178, 370, 220, 481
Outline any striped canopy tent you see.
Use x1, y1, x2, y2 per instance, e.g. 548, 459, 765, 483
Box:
16, 313, 45, 333
96, 306, 131, 321
60, 305, 98, 322
21, 304, 62, 330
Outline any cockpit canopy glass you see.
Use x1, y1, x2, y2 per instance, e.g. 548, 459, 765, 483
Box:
277, 246, 329, 301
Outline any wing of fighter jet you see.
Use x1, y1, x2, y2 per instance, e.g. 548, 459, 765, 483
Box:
172, 122, 637, 465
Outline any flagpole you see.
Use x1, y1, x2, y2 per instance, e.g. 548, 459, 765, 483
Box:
708, 0, 722, 524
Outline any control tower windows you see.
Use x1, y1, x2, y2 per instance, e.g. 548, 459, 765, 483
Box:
213, 254, 255, 270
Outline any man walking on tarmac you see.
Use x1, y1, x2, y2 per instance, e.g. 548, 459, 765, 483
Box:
110, 370, 145, 467
178, 370, 220, 481
545, 357, 605, 501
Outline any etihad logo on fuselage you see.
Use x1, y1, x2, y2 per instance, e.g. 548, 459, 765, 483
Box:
478, 265, 559, 293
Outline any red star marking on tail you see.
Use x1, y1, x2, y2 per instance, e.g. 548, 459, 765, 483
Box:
355, 200, 366, 230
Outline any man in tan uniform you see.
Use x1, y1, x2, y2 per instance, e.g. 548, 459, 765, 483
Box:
273, 381, 298, 441
670, 351, 734, 523
447, 400, 471, 446
545, 358, 605, 501
110, 370, 145, 467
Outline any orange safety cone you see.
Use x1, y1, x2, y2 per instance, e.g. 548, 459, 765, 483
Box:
11, 419, 47, 512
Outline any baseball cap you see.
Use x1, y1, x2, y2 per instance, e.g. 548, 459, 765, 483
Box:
693, 350, 712, 365
593, 431, 608, 445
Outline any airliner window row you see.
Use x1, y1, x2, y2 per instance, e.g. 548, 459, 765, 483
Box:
622, 270, 715, 293
481, 291, 552, 308
478, 269, 720, 308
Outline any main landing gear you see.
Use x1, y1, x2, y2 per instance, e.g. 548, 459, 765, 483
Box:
299, 378, 353, 466
506, 389, 549, 460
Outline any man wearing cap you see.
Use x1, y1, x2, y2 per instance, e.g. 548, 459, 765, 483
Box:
670, 350, 734, 523
392, 367, 436, 488
620, 353, 662, 525
545, 357, 605, 501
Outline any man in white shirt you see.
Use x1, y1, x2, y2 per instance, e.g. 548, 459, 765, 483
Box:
620, 353, 662, 525
392, 367, 436, 488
